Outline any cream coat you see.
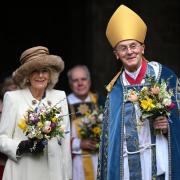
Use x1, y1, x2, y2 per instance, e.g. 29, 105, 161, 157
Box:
0, 88, 72, 180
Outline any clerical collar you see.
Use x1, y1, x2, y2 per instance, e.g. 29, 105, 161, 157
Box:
124, 59, 147, 85
125, 64, 142, 80
68, 93, 90, 104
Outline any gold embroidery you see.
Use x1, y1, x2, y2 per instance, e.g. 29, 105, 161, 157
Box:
89, 92, 98, 104
106, 70, 122, 92
78, 104, 90, 115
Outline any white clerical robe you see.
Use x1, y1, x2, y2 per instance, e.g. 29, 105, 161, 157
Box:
68, 93, 98, 180
122, 61, 168, 180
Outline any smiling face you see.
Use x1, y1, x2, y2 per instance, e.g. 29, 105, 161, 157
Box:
114, 40, 145, 72
29, 68, 50, 92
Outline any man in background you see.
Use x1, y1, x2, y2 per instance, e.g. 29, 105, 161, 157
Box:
67, 65, 104, 180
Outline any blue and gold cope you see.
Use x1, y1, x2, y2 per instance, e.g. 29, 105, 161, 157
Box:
97, 63, 180, 180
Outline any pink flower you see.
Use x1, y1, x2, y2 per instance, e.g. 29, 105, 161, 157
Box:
43, 121, 52, 134
43, 126, 52, 134
151, 86, 160, 94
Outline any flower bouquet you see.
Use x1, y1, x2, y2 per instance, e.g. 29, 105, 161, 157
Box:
125, 76, 175, 131
79, 107, 103, 151
18, 99, 67, 146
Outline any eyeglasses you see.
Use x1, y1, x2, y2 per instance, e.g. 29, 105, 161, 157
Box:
115, 43, 142, 54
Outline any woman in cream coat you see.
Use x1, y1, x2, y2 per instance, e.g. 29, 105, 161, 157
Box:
0, 46, 72, 180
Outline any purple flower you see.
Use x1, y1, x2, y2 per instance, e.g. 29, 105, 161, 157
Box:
29, 115, 39, 123
50, 122, 57, 129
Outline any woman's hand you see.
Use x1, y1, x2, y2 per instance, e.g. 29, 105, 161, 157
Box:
16, 139, 45, 156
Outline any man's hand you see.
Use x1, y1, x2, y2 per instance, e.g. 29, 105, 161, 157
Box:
80, 139, 98, 151
153, 116, 168, 134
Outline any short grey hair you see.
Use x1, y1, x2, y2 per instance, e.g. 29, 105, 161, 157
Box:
67, 65, 91, 84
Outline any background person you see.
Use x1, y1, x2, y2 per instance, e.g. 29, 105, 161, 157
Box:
67, 65, 104, 180
0, 76, 19, 180
0, 76, 19, 119
0, 76, 19, 97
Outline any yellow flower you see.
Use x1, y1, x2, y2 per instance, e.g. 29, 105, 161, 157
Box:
140, 97, 155, 111
37, 121, 43, 128
78, 104, 90, 115
18, 118, 27, 131
79, 130, 85, 138
128, 91, 138, 102
141, 86, 148, 91
92, 127, 101, 136
51, 117, 58, 123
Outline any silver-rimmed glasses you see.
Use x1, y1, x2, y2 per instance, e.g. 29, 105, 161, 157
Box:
115, 42, 142, 54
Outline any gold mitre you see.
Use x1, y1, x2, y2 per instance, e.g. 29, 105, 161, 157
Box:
106, 5, 147, 47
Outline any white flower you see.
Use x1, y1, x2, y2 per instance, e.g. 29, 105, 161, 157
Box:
44, 121, 51, 126
38, 106, 46, 113
156, 103, 163, 109
98, 114, 103, 121
162, 98, 172, 106
82, 117, 90, 124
